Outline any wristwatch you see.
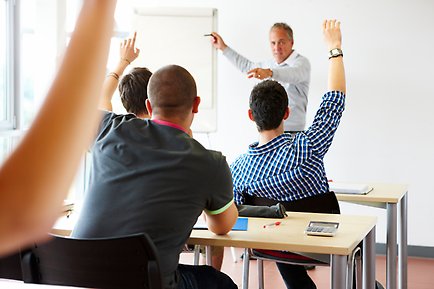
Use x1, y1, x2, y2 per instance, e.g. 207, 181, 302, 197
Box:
328, 48, 343, 59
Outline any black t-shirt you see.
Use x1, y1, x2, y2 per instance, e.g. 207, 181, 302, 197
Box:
72, 112, 233, 288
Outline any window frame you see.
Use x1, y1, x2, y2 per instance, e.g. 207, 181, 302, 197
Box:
0, 0, 17, 130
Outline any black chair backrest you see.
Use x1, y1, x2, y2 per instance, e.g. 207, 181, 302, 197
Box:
21, 233, 163, 289
244, 191, 340, 214
0, 251, 23, 281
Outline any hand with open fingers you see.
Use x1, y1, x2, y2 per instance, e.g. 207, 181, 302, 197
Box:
323, 19, 342, 50
120, 31, 140, 65
247, 68, 271, 80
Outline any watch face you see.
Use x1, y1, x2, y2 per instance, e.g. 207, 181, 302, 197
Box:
330, 48, 342, 57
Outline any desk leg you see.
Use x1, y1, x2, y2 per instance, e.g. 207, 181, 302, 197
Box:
205, 245, 212, 266
242, 248, 250, 289
363, 227, 376, 289
399, 193, 408, 289
194, 245, 200, 265
331, 255, 347, 289
387, 203, 397, 289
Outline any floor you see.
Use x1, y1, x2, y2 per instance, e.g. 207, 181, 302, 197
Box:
180, 247, 434, 289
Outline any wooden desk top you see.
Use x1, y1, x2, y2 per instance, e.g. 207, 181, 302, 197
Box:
335, 183, 408, 204
188, 212, 377, 256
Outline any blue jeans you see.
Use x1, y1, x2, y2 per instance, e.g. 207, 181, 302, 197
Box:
276, 263, 316, 289
177, 264, 237, 289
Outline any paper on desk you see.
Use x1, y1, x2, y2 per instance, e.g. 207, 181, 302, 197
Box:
193, 217, 248, 231
329, 182, 373, 195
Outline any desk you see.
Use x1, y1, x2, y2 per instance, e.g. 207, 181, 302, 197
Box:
188, 212, 377, 289
335, 183, 408, 289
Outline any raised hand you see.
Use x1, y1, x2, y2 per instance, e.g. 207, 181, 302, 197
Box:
120, 31, 140, 65
323, 20, 342, 51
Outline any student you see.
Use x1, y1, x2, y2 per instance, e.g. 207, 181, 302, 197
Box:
0, 0, 116, 256
210, 23, 310, 133
230, 19, 345, 289
72, 63, 239, 289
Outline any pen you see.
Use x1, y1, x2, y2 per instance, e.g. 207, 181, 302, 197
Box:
203, 34, 214, 37
263, 221, 281, 228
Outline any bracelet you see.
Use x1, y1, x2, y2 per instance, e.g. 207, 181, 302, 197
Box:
107, 72, 119, 80
121, 58, 131, 65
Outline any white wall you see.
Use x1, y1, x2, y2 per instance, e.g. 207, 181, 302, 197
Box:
204, 0, 434, 247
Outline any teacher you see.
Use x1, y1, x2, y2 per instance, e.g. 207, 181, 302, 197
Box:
210, 23, 310, 132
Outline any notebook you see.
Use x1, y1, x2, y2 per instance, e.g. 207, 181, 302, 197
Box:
193, 217, 248, 231
329, 182, 373, 195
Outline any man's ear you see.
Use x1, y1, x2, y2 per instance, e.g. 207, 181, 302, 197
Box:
145, 99, 153, 116
192, 96, 201, 113
248, 109, 255, 121
283, 106, 290, 120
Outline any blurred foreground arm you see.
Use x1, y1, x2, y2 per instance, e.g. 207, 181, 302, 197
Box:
0, 0, 116, 255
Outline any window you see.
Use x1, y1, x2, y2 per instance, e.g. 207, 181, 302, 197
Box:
20, 0, 59, 129
0, 1, 86, 200
0, 0, 13, 129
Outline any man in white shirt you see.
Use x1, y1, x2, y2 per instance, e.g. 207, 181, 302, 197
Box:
210, 23, 310, 132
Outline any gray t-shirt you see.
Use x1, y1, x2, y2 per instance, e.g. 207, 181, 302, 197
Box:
72, 112, 234, 289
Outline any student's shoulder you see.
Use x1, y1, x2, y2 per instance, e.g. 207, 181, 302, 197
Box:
100, 110, 137, 123
204, 148, 228, 164
98, 111, 142, 134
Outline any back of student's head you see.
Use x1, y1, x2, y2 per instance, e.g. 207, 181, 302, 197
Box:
147, 65, 197, 118
118, 67, 152, 116
249, 80, 288, 132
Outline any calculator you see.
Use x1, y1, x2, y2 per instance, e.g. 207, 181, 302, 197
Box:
305, 221, 339, 237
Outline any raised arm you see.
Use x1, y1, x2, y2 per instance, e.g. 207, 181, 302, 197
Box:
0, 0, 116, 255
323, 19, 345, 93
99, 32, 140, 111
302, 19, 346, 157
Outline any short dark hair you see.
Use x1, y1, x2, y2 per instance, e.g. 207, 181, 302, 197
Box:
147, 65, 197, 118
118, 67, 152, 115
271, 22, 293, 40
249, 80, 288, 131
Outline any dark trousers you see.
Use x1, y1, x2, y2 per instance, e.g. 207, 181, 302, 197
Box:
177, 264, 237, 289
245, 192, 341, 289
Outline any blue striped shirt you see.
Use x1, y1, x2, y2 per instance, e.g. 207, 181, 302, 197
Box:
230, 91, 345, 204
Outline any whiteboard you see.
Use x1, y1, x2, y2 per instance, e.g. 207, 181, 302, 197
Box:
132, 7, 217, 132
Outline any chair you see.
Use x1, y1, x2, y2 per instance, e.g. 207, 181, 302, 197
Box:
183, 244, 201, 265
0, 251, 23, 281
21, 233, 163, 289
242, 193, 362, 289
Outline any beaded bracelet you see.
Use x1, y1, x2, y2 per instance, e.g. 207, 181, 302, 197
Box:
121, 58, 131, 65
107, 72, 119, 80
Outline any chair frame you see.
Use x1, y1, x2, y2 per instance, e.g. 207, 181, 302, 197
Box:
241, 193, 364, 289
21, 233, 163, 289
243, 246, 362, 289
0, 251, 23, 281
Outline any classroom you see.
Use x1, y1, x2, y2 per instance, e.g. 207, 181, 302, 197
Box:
0, 0, 433, 289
